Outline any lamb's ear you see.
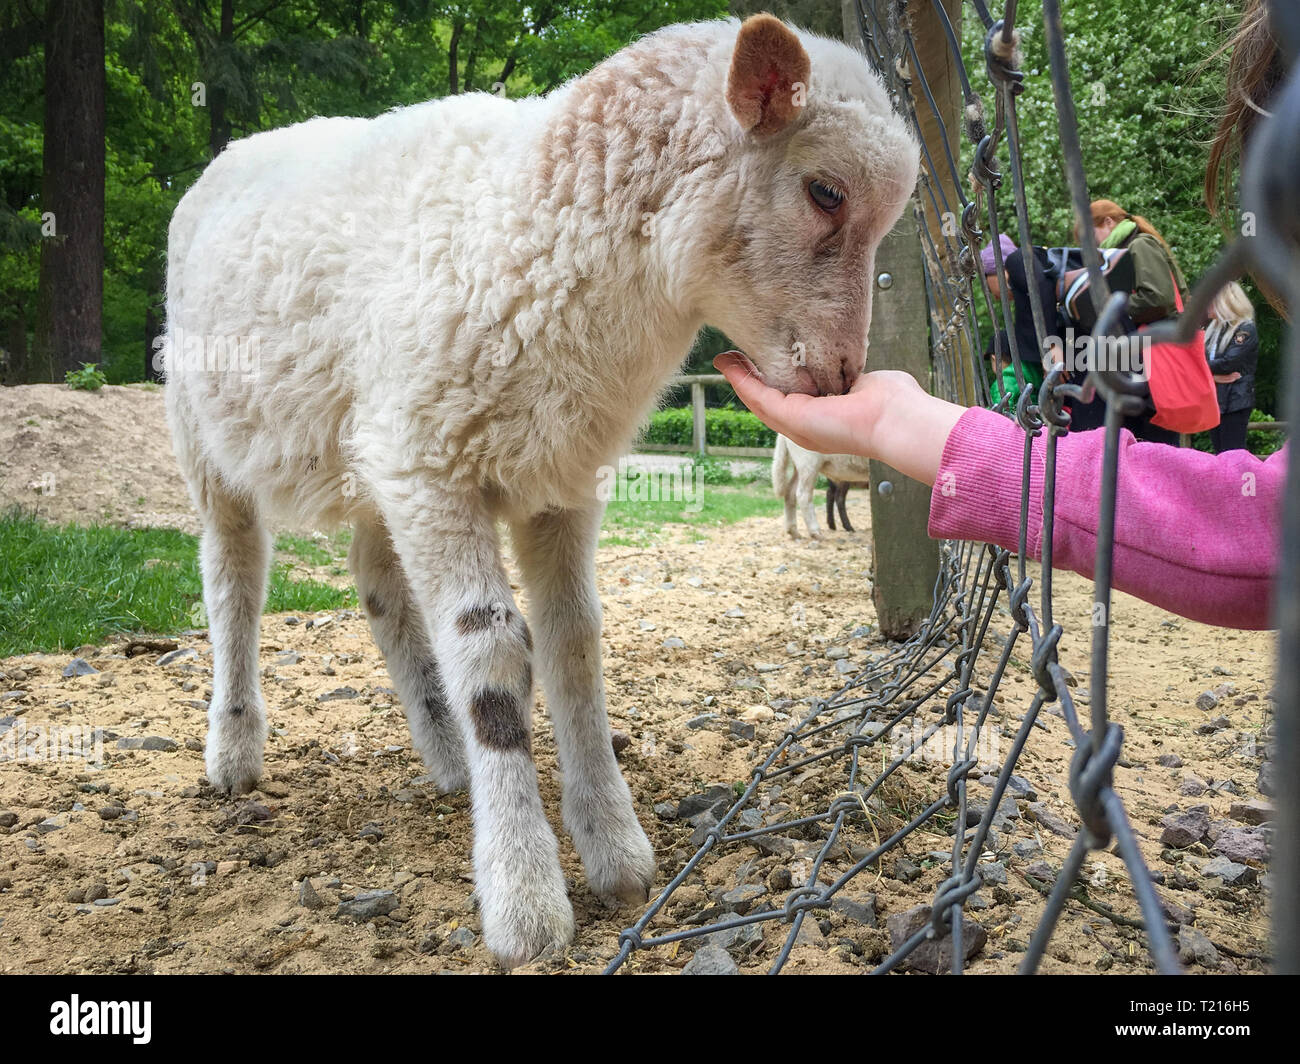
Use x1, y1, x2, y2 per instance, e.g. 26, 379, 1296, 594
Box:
725, 14, 811, 137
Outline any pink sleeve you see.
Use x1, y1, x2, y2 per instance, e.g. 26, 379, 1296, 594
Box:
927, 406, 1283, 630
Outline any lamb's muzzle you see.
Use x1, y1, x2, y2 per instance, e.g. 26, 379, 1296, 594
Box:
163, 13, 917, 967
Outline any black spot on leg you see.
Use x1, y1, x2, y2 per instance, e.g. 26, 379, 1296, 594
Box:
365, 592, 386, 618
456, 605, 499, 635
522, 621, 533, 651
229, 705, 246, 717
469, 689, 530, 752
419, 660, 452, 724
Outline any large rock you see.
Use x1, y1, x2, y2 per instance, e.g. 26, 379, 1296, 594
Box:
1159, 806, 1210, 849
1213, 827, 1269, 864
886, 904, 986, 974
1228, 799, 1273, 826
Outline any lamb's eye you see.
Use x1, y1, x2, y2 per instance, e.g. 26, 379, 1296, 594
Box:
809, 180, 844, 213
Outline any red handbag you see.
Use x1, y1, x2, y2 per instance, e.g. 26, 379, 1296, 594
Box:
1144, 280, 1220, 434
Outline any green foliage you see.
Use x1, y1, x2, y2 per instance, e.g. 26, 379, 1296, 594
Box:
65, 363, 108, 391
1, 0, 728, 383
0, 509, 351, 655
643, 407, 777, 449
961, 0, 1286, 413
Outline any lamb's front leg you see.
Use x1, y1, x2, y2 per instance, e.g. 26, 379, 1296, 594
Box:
511, 504, 655, 906
379, 489, 572, 967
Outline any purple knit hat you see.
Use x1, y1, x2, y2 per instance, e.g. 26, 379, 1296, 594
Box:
979, 233, 1017, 275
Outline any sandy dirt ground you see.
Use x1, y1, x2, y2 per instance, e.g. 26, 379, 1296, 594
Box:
0, 385, 1276, 974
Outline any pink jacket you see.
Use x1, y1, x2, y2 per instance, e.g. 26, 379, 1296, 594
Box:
928, 407, 1283, 630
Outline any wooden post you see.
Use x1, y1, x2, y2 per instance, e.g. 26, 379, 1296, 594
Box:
842, 0, 944, 639
866, 206, 941, 638
692, 379, 708, 455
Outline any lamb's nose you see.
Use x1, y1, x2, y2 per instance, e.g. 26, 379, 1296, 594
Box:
839, 356, 862, 393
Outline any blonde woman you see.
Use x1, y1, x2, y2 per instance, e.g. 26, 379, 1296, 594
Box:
1204, 282, 1260, 453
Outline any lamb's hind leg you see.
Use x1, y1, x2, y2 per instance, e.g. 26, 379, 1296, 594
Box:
349, 515, 468, 792
197, 479, 270, 794
510, 504, 655, 906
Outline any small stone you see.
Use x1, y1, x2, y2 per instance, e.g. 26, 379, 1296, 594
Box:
1196, 716, 1231, 735
1156, 753, 1183, 768
156, 648, 197, 666
1013, 839, 1042, 859
661, 637, 685, 649
685, 714, 718, 730
257, 780, 291, 798
358, 823, 385, 843
98, 805, 124, 821
610, 730, 631, 755
1195, 690, 1219, 712
729, 721, 756, 740
768, 867, 793, 893
886, 904, 987, 974
891, 858, 921, 883
830, 893, 877, 927
36, 814, 68, 833
1024, 860, 1056, 884
336, 890, 399, 921
317, 686, 359, 702
682, 945, 738, 974
62, 658, 98, 678
1179, 775, 1207, 797
676, 786, 734, 821
720, 883, 767, 915
1228, 799, 1273, 826
1177, 925, 1221, 969
1026, 802, 1077, 839
447, 926, 476, 949
1201, 855, 1255, 886
275, 649, 301, 665
1160, 806, 1210, 849
706, 923, 764, 957
116, 736, 178, 752
298, 878, 326, 910
0, 812, 16, 828
825, 646, 850, 660
1005, 776, 1039, 801
83, 881, 110, 903
1257, 761, 1275, 797
978, 862, 1008, 885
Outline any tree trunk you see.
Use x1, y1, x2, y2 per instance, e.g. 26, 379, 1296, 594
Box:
208, 0, 234, 158
33, 0, 105, 382
448, 17, 463, 94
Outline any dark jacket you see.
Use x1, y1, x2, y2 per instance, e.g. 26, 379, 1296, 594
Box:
1000, 246, 1056, 367
1205, 319, 1259, 414
1121, 232, 1187, 325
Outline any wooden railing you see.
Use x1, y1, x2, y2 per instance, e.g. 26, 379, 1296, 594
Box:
636, 373, 776, 458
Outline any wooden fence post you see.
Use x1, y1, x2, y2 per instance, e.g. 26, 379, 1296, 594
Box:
843, 0, 944, 639
692, 379, 707, 455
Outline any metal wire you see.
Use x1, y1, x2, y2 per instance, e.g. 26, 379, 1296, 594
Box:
605, 0, 1299, 975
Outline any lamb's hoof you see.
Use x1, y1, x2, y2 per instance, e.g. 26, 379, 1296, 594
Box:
575, 815, 656, 908
482, 875, 575, 970
205, 749, 262, 795
786, 529, 801, 540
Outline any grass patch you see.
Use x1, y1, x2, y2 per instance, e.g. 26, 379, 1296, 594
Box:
600, 480, 782, 546
0, 509, 352, 656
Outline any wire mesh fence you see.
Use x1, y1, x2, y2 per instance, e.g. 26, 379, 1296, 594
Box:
606, 0, 1299, 975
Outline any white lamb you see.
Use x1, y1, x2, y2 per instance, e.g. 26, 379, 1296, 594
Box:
772, 434, 873, 539
163, 14, 917, 966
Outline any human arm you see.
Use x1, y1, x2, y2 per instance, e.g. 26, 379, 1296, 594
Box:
927, 409, 1281, 629
715, 353, 1282, 630
1207, 321, 1260, 376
